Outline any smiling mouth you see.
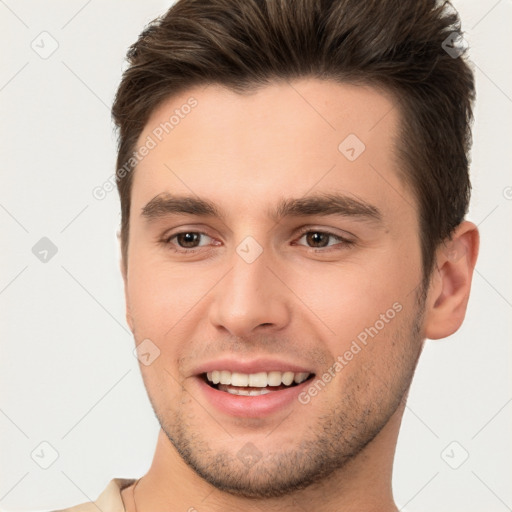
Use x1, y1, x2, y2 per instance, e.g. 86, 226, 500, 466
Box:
202, 370, 315, 396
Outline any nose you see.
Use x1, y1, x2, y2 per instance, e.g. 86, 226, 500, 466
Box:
208, 245, 291, 338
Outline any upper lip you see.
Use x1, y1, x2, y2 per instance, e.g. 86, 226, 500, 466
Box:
193, 358, 315, 376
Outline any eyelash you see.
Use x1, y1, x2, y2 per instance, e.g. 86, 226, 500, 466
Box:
161, 227, 355, 255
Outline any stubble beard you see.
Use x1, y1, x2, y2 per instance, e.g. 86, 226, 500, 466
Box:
145, 295, 426, 499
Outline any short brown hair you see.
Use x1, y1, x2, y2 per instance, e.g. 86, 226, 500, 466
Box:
112, 0, 475, 283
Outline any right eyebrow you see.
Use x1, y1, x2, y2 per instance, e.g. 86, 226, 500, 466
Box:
141, 193, 223, 221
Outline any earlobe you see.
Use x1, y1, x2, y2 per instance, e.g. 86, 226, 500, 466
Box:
423, 221, 479, 340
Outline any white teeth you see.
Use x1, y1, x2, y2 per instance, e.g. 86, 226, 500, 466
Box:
224, 387, 271, 396
267, 371, 282, 386
219, 370, 231, 385
248, 372, 268, 387
294, 372, 310, 384
281, 371, 295, 386
205, 370, 312, 388
231, 372, 249, 386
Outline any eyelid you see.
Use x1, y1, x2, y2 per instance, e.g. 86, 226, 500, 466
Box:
163, 230, 218, 249
293, 226, 356, 250
161, 224, 218, 241
293, 225, 356, 242
167, 231, 213, 243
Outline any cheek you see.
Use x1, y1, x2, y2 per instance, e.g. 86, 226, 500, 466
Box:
127, 273, 182, 334
126, 257, 223, 341
286, 251, 418, 341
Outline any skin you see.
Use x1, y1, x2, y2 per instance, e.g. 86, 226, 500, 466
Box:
119, 79, 479, 511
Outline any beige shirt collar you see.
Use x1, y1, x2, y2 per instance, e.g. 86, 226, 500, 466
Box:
54, 478, 136, 512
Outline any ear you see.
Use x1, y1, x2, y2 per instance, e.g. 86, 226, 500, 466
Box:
118, 233, 134, 334
423, 221, 479, 340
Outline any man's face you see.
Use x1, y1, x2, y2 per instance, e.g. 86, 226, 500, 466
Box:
124, 79, 427, 497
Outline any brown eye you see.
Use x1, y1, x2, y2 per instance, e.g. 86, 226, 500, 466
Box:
294, 229, 354, 252
305, 232, 330, 248
164, 231, 215, 252
176, 232, 202, 248
297, 231, 342, 248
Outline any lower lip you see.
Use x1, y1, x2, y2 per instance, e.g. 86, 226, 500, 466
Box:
195, 376, 312, 418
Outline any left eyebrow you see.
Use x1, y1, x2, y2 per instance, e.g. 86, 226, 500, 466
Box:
269, 193, 383, 224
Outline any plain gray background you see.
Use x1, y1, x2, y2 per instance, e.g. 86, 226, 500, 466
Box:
1, 1, 511, 511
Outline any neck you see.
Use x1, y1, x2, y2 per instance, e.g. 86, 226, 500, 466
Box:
123, 406, 404, 512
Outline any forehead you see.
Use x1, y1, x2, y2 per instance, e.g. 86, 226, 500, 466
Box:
140, 79, 398, 158
131, 79, 413, 223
